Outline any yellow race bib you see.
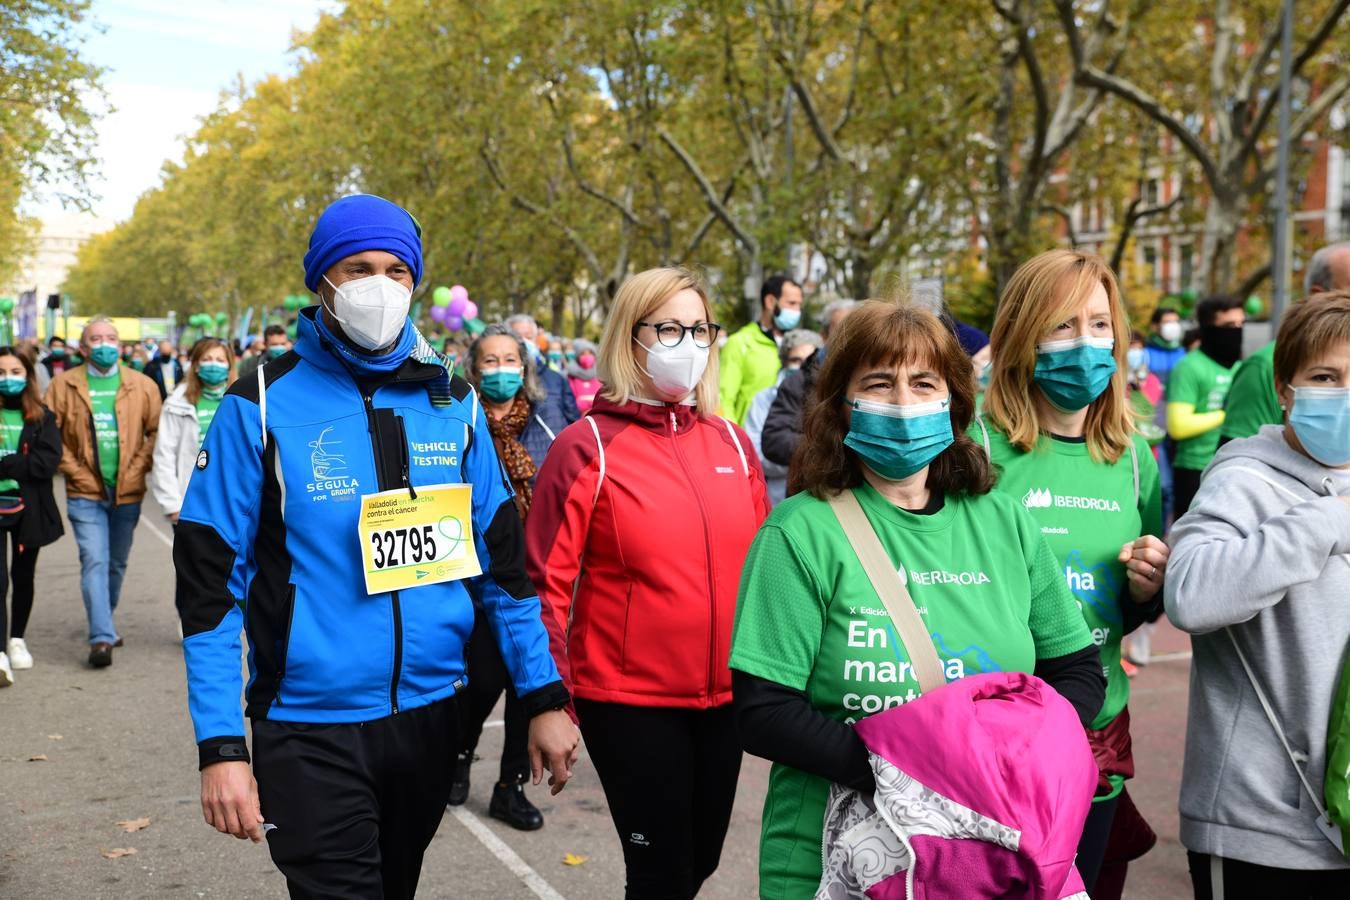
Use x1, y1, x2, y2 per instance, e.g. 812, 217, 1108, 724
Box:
358, 484, 482, 595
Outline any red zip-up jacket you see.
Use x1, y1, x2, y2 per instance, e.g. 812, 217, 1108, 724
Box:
526, 396, 769, 708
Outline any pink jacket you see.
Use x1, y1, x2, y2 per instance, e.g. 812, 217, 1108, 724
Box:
818, 672, 1095, 899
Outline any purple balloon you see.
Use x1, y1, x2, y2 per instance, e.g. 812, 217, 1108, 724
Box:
447, 315, 464, 331
450, 284, 469, 305
430, 305, 448, 323
448, 297, 466, 316
462, 300, 479, 320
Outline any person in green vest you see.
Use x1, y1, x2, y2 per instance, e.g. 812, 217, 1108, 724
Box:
730, 300, 1102, 899
0, 347, 64, 685
975, 249, 1168, 897
718, 275, 802, 424
45, 317, 161, 668
1221, 241, 1350, 443
1166, 295, 1245, 518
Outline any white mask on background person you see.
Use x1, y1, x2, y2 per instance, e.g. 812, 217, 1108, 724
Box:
1160, 321, 1183, 344
322, 274, 412, 351
634, 332, 709, 401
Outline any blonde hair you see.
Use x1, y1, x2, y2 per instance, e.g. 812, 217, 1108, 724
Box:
984, 249, 1134, 463
597, 267, 719, 414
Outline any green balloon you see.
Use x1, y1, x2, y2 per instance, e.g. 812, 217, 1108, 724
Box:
286, 323, 298, 340
432, 286, 453, 307
216, 312, 229, 323
0, 297, 14, 314
1179, 288, 1198, 303
1244, 295, 1264, 316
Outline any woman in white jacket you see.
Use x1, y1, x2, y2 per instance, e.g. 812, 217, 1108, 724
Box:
152, 338, 235, 525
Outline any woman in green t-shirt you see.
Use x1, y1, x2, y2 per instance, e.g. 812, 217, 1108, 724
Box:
977, 249, 1169, 898
729, 301, 1102, 899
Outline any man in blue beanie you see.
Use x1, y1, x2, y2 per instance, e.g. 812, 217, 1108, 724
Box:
175, 194, 580, 898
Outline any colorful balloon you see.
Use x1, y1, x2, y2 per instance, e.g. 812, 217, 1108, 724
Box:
1244, 294, 1264, 317
0, 297, 14, 314
462, 300, 479, 320
447, 315, 464, 332
433, 286, 452, 307
429, 305, 448, 323
447, 297, 466, 316
449, 285, 468, 305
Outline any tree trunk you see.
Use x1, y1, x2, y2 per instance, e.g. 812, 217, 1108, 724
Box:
1199, 191, 1241, 296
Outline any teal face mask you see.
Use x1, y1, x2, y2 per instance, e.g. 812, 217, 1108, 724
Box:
0, 376, 27, 396
1289, 386, 1350, 467
196, 361, 230, 386
1033, 336, 1116, 411
844, 396, 954, 481
774, 306, 802, 331
88, 344, 120, 370
267, 345, 288, 359
479, 366, 523, 402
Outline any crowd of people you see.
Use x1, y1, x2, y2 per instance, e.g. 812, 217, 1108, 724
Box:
1, 193, 1347, 900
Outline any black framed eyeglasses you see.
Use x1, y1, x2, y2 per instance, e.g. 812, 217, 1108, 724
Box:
634, 320, 723, 349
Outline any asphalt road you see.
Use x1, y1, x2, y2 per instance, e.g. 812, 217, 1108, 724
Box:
1, 487, 1197, 899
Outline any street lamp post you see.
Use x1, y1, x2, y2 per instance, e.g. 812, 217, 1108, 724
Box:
1270, 0, 1295, 326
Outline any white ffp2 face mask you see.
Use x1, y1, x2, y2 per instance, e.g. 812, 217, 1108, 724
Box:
634, 332, 709, 401
323, 274, 412, 351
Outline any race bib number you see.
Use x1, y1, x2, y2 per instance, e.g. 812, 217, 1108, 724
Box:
358, 484, 481, 595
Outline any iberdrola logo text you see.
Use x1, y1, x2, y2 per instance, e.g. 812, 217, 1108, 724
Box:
1022, 486, 1121, 513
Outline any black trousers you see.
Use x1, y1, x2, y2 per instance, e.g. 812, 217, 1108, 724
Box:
575, 699, 742, 900
1074, 794, 1119, 894
1173, 466, 1204, 520
252, 696, 459, 900
454, 606, 529, 783
1188, 851, 1350, 899
0, 529, 40, 641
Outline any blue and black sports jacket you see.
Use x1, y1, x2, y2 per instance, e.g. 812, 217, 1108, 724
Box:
177, 309, 568, 767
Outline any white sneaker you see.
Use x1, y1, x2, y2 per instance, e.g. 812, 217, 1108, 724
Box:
7, 638, 32, 669
0, 652, 13, 687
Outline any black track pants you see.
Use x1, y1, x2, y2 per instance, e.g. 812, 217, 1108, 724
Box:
251, 696, 459, 899
1173, 466, 1204, 520
1188, 851, 1350, 899
454, 606, 529, 783
0, 528, 39, 641
575, 699, 742, 900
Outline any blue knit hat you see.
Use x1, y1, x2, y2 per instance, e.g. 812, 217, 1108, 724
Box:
953, 320, 989, 356
302, 194, 423, 291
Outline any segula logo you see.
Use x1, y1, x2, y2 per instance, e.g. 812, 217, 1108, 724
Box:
306, 426, 360, 499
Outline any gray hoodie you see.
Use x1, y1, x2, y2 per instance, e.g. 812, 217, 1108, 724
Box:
1166, 425, 1350, 870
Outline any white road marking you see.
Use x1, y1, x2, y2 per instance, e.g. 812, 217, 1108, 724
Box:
448, 806, 566, 900
1146, 651, 1193, 663
141, 516, 174, 549
483, 718, 505, 729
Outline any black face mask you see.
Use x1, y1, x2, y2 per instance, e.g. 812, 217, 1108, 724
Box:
1200, 324, 1243, 368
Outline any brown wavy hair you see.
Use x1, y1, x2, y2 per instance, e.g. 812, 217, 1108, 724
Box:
185, 338, 236, 406
984, 249, 1133, 463
0, 346, 45, 424
789, 300, 994, 499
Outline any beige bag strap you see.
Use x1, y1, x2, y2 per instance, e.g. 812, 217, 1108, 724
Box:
827, 488, 946, 694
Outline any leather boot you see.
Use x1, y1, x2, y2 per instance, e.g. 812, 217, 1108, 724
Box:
489, 778, 543, 831
446, 752, 472, 807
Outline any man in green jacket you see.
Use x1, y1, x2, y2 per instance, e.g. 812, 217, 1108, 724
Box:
719, 275, 802, 424
1221, 241, 1350, 442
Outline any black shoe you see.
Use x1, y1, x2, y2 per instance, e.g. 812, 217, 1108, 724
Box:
88, 642, 113, 668
447, 753, 471, 807
489, 780, 543, 831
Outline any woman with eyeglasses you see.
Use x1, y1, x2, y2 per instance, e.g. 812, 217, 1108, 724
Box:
527, 266, 770, 899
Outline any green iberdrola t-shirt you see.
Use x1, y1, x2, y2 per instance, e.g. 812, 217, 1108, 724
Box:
729, 483, 1091, 899
1220, 341, 1280, 441
979, 424, 1162, 799
0, 407, 24, 497
1168, 349, 1237, 470
195, 393, 222, 449
87, 368, 121, 490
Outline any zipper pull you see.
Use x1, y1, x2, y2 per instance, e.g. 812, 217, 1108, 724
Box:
670, 410, 678, 433
403, 458, 417, 500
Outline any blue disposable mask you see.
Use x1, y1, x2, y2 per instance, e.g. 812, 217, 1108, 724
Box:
196, 361, 230, 386
1126, 348, 1147, 373
844, 396, 954, 481
977, 360, 992, 391
480, 366, 524, 403
1034, 336, 1117, 411
89, 344, 120, 370
0, 376, 26, 396
774, 306, 801, 331
1289, 386, 1350, 467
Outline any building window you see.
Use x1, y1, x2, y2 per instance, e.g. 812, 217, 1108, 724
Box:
1179, 244, 1194, 291
1143, 245, 1160, 288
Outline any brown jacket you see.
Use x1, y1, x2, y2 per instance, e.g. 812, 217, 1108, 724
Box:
46, 364, 162, 505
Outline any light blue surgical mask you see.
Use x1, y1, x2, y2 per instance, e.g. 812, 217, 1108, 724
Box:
1033, 336, 1116, 411
1289, 386, 1350, 467
773, 306, 801, 331
479, 366, 524, 403
844, 396, 954, 481
196, 361, 230, 386
1126, 347, 1147, 372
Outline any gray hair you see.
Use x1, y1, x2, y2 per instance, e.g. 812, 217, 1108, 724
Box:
80, 315, 118, 344
504, 314, 539, 339
466, 323, 546, 403
1305, 242, 1350, 295
819, 299, 858, 338
779, 328, 824, 366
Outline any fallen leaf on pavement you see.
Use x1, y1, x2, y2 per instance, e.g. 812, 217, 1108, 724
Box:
28, 754, 47, 762
562, 853, 589, 866
100, 848, 137, 859
47, 734, 63, 740
115, 817, 151, 833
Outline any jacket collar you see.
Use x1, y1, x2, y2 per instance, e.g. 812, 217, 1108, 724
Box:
590, 394, 700, 431
294, 307, 442, 387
